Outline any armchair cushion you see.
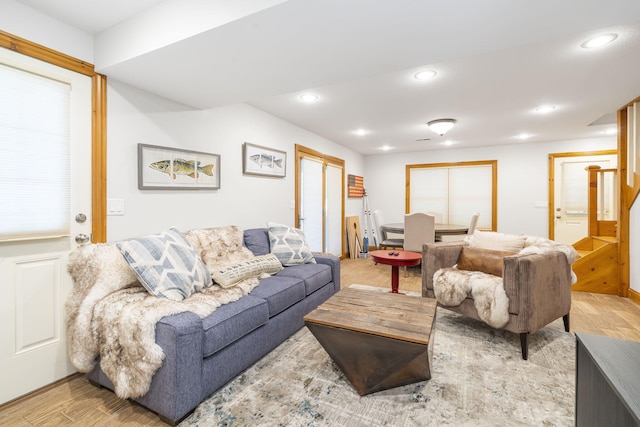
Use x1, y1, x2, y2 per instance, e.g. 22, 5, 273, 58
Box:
455, 246, 516, 277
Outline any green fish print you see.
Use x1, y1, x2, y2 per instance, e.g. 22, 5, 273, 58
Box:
250, 153, 283, 169
149, 158, 215, 179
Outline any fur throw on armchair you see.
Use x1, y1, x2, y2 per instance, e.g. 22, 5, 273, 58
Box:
433, 268, 509, 328
66, 226, 264, 399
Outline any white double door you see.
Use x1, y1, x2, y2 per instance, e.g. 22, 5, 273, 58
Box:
299, 156, 343, 256
0, 47, 93, 404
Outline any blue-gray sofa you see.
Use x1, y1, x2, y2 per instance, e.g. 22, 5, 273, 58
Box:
85, 228, 340, 425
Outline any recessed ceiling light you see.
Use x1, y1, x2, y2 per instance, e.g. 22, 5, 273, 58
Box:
299, 93, 319, 103
601, 128, 617, 135
516, 133, 532, 140
380, 145, 392, 151
581, 33, 618, 49
440, 140, 456, 146
413, 69, 437, 81
535, 105, 556, 114
353, 129, 370, 136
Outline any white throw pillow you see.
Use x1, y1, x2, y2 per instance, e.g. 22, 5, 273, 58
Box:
117, 227, 212, 301
469, 230, 527, 253
267, 222, 316, 266
210, 253, 283, 288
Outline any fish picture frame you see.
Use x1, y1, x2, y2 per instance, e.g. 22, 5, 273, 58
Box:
242, 142, 287, 178
138, 143, 221, 190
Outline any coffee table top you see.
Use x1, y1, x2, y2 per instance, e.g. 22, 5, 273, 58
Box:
304, 288, 437, 345
369, 250, 422, 267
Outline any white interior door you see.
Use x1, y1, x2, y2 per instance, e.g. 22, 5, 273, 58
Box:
553, 154, 617, 244
300, 157, 324, 251
325, 164, 343, 255
0, 48, 92, 404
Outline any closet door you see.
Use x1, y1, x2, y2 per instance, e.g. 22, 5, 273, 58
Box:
300, 157, 324, 251
325, 164, 343, 255
295, 145, 344, 256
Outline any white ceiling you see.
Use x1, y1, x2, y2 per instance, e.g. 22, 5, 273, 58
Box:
17, 0, 640, 155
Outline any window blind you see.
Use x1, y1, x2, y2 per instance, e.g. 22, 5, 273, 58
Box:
0, 63, 71, 241
409, 163, 494, 230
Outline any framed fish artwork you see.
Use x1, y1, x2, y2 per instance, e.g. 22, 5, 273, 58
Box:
242, 143, 287, 178
138, 143, 221, 190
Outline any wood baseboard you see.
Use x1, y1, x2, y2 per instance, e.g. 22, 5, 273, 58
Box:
629, 288, 640, 306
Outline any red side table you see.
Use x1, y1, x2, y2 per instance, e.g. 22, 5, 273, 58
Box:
369, 250, 422, 294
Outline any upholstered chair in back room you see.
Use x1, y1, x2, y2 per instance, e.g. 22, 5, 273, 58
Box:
403, 212, 435, 276
374, 210, 403, 249
440, 212, 480, 242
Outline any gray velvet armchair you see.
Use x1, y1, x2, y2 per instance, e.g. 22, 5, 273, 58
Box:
422, 240, 573, 360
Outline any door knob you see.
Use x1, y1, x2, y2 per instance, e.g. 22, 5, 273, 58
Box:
75, 234, 90, 244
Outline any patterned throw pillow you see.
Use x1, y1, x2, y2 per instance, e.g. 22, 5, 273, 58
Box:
267, 222, 316, 266
116, 228, 212, 301
210, 253, 284, 288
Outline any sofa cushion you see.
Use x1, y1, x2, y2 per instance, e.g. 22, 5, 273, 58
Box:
243, 228, 271, 256
210, 253, 283, 288
456, 246, 515, 277
267, 222, 316, 266
276, 263, 332, 295
250, 276, 306, 317
116, 228, 212, 301
201, 295, 269, 357
469, 230, 527, 253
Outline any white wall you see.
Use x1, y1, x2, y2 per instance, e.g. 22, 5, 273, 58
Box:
364, 138, 617, 237
106, 80, 365, 241
0, 0, 93, 63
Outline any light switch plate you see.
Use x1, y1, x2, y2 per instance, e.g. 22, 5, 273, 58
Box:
107, 198, 125, 215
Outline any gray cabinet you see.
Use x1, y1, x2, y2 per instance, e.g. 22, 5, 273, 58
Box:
575, 333, 640, 426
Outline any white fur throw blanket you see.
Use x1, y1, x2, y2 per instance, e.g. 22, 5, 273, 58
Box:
66, 226, 264, 399
433, 238, 579, 329
433, 269, 509, 328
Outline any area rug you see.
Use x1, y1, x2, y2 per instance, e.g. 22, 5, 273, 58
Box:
180, 285, 575, 426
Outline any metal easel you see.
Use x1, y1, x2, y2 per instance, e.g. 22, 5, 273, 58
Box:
361, 192, 378, 253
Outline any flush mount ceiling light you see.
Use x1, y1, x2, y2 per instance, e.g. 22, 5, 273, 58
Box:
427, 118, 456, 136
299, 93, 319, 103
413, 69, 437, 81
535, 105, 557, 114
581, 33, 618, 49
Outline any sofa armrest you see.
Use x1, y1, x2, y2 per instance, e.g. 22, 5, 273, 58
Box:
422, 241, 467, 297
135, 311, 204, 423
503, 251, 572, 332
313, 254, 341, 292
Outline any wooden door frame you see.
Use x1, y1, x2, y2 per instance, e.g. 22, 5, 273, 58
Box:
547, 150, 617, 241
0, 30, 107, 243
294, 144, 345, 257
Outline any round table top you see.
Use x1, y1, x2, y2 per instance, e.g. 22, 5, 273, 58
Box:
369, 250, 422, 267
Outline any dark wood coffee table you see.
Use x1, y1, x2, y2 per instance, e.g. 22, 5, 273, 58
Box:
304, 287, 437, 396
369, 250, 421, 293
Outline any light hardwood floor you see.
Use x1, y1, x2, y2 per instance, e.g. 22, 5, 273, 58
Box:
1, 257, 639, 426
